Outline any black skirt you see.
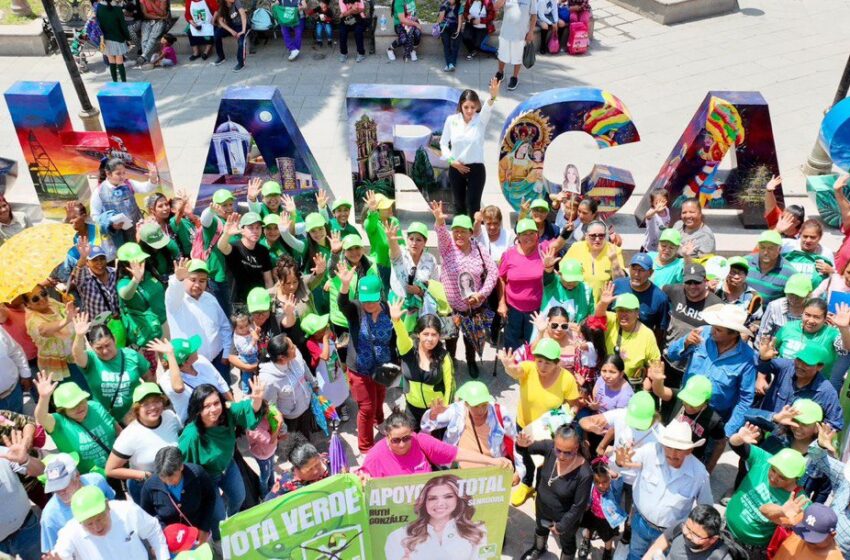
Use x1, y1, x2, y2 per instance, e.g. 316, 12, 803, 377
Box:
580, 508, 620, 542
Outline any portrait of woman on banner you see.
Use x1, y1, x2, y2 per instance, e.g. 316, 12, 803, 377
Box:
384, 474, 488, 559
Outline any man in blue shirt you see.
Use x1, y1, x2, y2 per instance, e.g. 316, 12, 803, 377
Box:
40, 453, 115, 551
667, 303, 756, 437
755, 341, 844, 431
613, 253, 670, 338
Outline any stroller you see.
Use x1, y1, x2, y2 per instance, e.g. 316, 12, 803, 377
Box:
70, 10, 104, 72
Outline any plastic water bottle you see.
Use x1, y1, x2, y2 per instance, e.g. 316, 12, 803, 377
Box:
379, 13, 388, 31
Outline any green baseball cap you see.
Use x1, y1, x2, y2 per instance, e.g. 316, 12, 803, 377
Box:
175, 543, 213, 560
300, 313, 330, 336
171, 335, 202, 366
530, 198, 550, 211
116, 242, 150, 263
239, 212, 262, 228
358, 275, 383, 303
795, 344, 828, 367
677, 375, 713, 407
792, 398, 823, 425
139, 223, 170, 249
559, 258, 584, 283
132, 382, 163, 404
533, 338, 561, 361
516, 218, 537, 234
451, 215, 473, 230
212, 189, 235, 205
758, 230, 782, 246
304, 212, 327, 232
342, 234, 364, 251
246, 287, 271, 313
785, 273, 812, 298
455, 381, 494, 406
263, 214, 281, 227
406, 222, 428, 240
614, 293, 640, 311
626, 391, 656, 431
187, 259, 209, 274
659, 228, 682, 246
71, 485, 107, 522
331, 198, 353, 212
53, 382, 90, 409
768, 448, 807, 479
261, 181, 282, 197
728, 256, 750, 272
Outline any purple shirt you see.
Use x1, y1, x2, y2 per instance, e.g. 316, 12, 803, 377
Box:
592, 377, 633, 413
360, 432, 458, 478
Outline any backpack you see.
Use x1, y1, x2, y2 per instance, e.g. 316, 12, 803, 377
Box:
251, 5, 274, 30
567, 21, 589, 55
190, 216, 223, 261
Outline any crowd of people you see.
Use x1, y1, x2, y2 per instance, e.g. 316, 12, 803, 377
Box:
2, 160, 850, 560
91, 0, 593, 80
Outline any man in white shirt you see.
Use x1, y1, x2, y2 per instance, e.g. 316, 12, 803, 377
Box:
494, 0, 537, 90
0, 430, 44, 560
165, 258, 233, 382
615, 420, 714, 560
46, 486, 169, 560
0, 327, 30, 413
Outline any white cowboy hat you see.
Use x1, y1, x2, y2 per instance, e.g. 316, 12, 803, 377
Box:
701, 303, 750, 336
657, 419, 705, 450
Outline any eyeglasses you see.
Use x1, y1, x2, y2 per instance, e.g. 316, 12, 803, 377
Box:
555, 448, 577, 457
27, 290, 48, 303
684, 280, 704, 286
549, 322, 570, 330
682, 523, 711, 543
390, 435, 413, 445
586, 233, 605, 240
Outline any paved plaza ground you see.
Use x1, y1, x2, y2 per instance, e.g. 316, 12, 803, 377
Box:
2, 0, 850, 557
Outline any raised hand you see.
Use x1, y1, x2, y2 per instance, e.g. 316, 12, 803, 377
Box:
430, 397, 448, 417
316, 189, 329, 210
429, 200, 445, 227
279, 211, 292, 233
335, 261, 354, 286
364, 190, 378, 212
311, 252, 328, 277
329, 231, 343, 254
599, 282, 615, 307
530, 311, 548, 333
542, 244, 559, 270
773, 404, 800, 428
488, 76, 501, 99
776, 212, 796, 235
828, 302, 850, 329
72, 312, 91, 337
474, 211, 484, 225
383, 219, 399, 242
646, 360, 665, 383
389, 298, 404, 322
736, 422, 761, 445
496, 348, 514, 367
129, 260, 145, 283
281, 293, 297, 315
0, 430, 30, 465
34, 370, 58, 398
685, 328, 703, 348
758, 335, 779, 360
815, 260, 834, 276
174, 257, 190, 281
248, 375, 266, 401
817, 422, 837, 452
780, 494, 808, 526
146, 337, 174, 355
834, 174, 849, 192
614, 444, 635, 467
766, 175, 782, 192
76, 236, 91, 261
146, 162, 160, 184
282, 194, 297, 215
515, 431, 533, 448
519, 198, 531, 219
681, 239, 696, 258
247, 177, 262, 201
585, 392, 600, 411
64, 300, 77, 321
223, 212, 241, 236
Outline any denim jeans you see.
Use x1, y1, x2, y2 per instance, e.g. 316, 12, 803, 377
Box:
0, 383, 23, 414
0, 509, 41, 560
626, 510, 664, 560
126, 478, 143, 504
316, 22, 332, 42
212, 350, 234, 387
214, 23, 246, 65
281, 18, 305, 51
207, 278, 232, 319
830, 352, 850, 394
504, 306, 533, 352
256, 456, 274, 497
211, 458, 246, 539
441, 25, 460, 66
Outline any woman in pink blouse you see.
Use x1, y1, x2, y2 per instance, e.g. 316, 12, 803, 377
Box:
430, 201, 498, 378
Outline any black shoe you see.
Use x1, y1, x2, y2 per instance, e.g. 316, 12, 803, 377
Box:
495, 70, 504, 81
508, 76, 519, 90
577, 535, 591, 560
520, 547, 545, 560
189, 54, 201, 61
620, 525, 631, 545
468, 360, 480, 379
201, 52, 209, 60
213, 57, 225, 65
601, 549, 614, 560
466, 50, 478, 60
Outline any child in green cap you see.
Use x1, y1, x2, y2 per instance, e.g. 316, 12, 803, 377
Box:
362, 190, 405, 288
302, 313, 350, 422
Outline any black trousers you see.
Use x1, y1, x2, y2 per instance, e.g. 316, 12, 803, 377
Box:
449, 163, 486, 217
462, 26, 487, 53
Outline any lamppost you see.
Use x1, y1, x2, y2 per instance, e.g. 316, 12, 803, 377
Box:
40, 0, 102, 131
803, 53, 850, 176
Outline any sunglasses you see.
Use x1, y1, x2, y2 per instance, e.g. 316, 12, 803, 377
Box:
586, 233, 605, 240
390, 435, 413, 445
684, 280, 704, 286
549, 322, 570, 330
555, 448, 577, 457
27, 290, 48, 303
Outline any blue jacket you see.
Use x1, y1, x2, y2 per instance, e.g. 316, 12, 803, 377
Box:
667, 325, 756, 436
756, 357, 844, 430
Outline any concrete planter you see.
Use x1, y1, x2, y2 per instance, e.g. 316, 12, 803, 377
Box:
609, 0, 738, 25
0, 18, 49, 56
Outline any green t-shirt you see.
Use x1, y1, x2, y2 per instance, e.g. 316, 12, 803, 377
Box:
775, 320, 839, 376
147, 239, 181, 280
329, 261, 380, 328
201, 215, 233, 283
726, 446, 792, 545
392, 0, 416, 25
169, 216, 196, 257
364, 212, 405, 268
50, 401, 117, 473
541, 274, 594, 324
118, 274, 167, 322
260, 237, 293, 266
82, 348, 149, 423
330, 219, 358, 237
178, 399, 259, 476
649, 253, 685, 288
784, 250, 830, 290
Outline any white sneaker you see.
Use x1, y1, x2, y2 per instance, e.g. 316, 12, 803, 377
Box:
410, 50, 418, 61
288, 49, 300, 61
386, 47, 396, 61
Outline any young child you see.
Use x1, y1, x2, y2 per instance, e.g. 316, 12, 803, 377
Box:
328, 198, 358, 237
641, 188, 670, 252
302, 313, 350, 422
315, 0, 334, 47
246, 401, 284, 497
148, 33, 178, 68
578, 458, 625, 560
436, 0, 461, 72
231, 311, 259, 394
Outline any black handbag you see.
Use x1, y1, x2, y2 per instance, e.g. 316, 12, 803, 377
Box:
522, 41, 536, 68
372, 363, 402, 387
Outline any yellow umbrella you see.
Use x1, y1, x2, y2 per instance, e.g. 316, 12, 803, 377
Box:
0, 222, 76, 303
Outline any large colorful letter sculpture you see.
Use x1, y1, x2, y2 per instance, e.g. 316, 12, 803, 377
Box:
200, 86, 327, 212
346, 84, 462, 215
635, 91, 781, 228
497, 87, 639, 212
4, 81, 171, 219
808, 97, 850, 228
